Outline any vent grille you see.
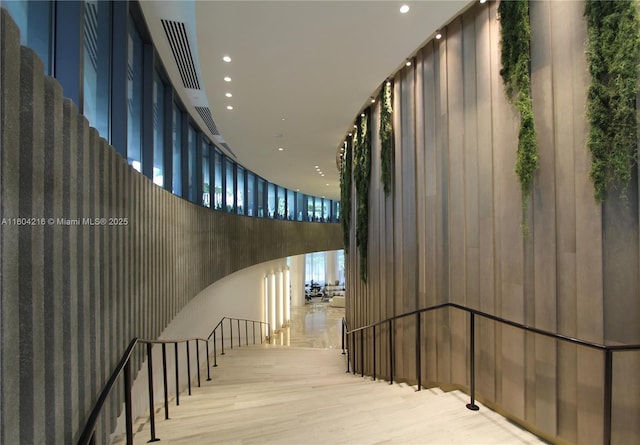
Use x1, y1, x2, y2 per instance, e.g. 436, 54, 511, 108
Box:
194, 106, 219, 135
161, 19, 200, 90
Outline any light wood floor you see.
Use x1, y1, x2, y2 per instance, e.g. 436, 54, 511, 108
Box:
120, 303, 548, 444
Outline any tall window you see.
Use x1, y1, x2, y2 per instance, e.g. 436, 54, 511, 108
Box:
287, 190, 295, 220
237, 166, 245, 215
83, 0, 111, 140
305, 252, 326, 284
276, 186, 285, 219
315, 198, 323, 221
296, 193, 304, 221
214, 150, 222, 209
202, 142, 210, 207
4, 1, 53, 74
246, 172, 255, 216
323, 199, 330, 221
307, 196, 314, 221
267, 183, 276, 218
333, 201, 340, 222
127, 14, 143, 171
187, 125, 197, 202
225, 158, 235, 212
172, 104, 182, 196
152, 72, 164, 186
257, 178, 265, 217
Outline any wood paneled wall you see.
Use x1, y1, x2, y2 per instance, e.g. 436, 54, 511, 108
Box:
345, 1, 640, 443
0, 9, 341, 444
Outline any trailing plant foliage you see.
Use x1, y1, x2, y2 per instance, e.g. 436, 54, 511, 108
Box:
353, 111, 371, 282
585, 0, 640, 202
340, 137, 353, 254
379, 81, 394, 196
498, 0, 538, 222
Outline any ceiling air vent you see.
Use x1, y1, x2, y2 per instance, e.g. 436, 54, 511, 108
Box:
161, 19, 200, 90
194, 107, 219, 135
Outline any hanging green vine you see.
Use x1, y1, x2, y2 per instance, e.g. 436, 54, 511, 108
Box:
340, 137, 353, 254
585, 0, 640, 202
498, 0, 538, 227
353, 111, 371, 282
379, 81, 394, 196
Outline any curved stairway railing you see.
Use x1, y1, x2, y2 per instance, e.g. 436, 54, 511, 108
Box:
78, 317, 270, 445
343, 302, 640, 445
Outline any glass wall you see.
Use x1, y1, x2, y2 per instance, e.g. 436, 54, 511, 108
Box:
172, 104, 182, 196
237, 166, 245, 215
4, 0, 340, 226
126, 13, 143, 172
214, 150, 222, 209
83, 0, 111, 140
152, 72, 164, 186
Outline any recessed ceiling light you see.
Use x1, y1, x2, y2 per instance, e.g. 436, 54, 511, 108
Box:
226, 105, 233, 110
223, 55, 231, 62
435, 31, 442, 40
361, 113, 365, 117
371, 97, 376, 103
386, 80, 391, 86
296, 188, 300, 192
325, 184, 329, 186
225, 92, 232, 98
480, 0, 487, 3
224, 76, 232, 82
348, 133, 352, 136
400, 5, 410, 14
354, 125, 357, 129
406, 60, 412, 66
278, 147, 283, 151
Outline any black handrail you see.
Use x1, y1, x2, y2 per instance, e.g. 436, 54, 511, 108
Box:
78, 316, 270, 445
344, 302, 640, 445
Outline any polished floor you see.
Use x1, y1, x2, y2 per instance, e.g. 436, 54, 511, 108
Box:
120, 301, 548, 445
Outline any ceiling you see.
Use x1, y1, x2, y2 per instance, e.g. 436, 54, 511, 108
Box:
140, 1, 471, 201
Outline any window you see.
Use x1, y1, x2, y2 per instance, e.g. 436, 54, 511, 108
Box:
277, 186, 285, 219
315, 198, 323, 221
202, 142, 210, 207
267, 183, 276, 218
172, 104, 182, 196
187, 125, 197, 202
323, 199, 330, 222
4, 0, 53, 74
246, 172, 255, 216
296, 193, 304, 221
83, 0, 111, 140
307, 196, 314, 221
225, 158, 235, 212
287, 190, 295, 220
237, 166, 245, 215
257, 178, 265, 217
305, 252, 326, 285
126, 14, 143, 172
333, 201, 340, 222
214, 150, 222, 209
152, 72, 164, 186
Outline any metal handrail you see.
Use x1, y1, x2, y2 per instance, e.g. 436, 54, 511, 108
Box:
344, 301, 640, 445
78, 316, 270, 445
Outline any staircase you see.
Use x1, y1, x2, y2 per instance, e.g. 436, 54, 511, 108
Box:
122, 345, 547, 444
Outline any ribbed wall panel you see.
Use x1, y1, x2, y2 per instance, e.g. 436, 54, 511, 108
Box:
344, 1, 640, 443
0, 9, 341, 444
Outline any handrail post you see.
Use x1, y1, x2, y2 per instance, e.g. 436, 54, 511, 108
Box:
213, 331, 218, 366
346, 332, 351, 373
220, 321, 225, 355
124, 361, 133, 444
253, 321, 256, 344
229, 318, 233, 350
196, 340, 201, 388
174, 343, 180, 406
186, 341, 192, 395
416, 312, 421, 391
466, 312, 479, 411
238, 319, 241, 347
245, 320, 249, 346
360, 329, 364, 378
341, 320, 346, 355
372, 325, 376, 381
206, 340, 212, 381
603, 349, 613, 445
162, 343, 169, 419
352, 331, 357, 375
146, 343, 160, 442
389, 319, 394, 385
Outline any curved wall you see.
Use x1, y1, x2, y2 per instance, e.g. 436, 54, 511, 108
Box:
344, 1, 640, 444
0, 10, 341, 445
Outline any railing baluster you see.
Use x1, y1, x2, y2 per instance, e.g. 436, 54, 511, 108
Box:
146, 343, 160, 442
416, 312, 421, 391
238, 319, 241, 347
246, 320, 249, 346
373, 325, 376, 381
342, 320, 346, 355
253, 321, 256, 344
466, 313, 479, 411
213, 331, 218, 366
346, 332, 350, 373
186, 341, 192, 395
389, 319, 393, 385
196, 340, 201, 388
206, 340, 212, 381
604, 349, 613, 445
220, 320, 225, 355
352, 331, 357, 375
174, 343, 180, 406
162, 343, 169, 419
360, 329, 364, 378
123, 361, 133, 445
229, 318, 234, 350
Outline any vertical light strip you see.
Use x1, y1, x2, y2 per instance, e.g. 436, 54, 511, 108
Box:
270, 273, 276, 331
284, 268, 291, 324
264, 275, 269, 336
277, 271, 284, 329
